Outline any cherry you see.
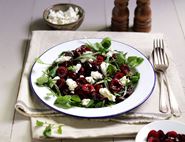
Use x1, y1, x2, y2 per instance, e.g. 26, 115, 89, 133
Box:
96, 55, 105, 65
76, 77, 88, 85
82, 84, 95, 94
68, 71, 78, 80
78, 67, 85, 75
166, 131, 178, 138
80, 45, 91, 52
114, 72, 124, 79
147, 130, 159, 140
59, 61, 72, 67
120, 64, 130, 75
94, 84, 103, 93
56, 78, 67, 89
56, 66, 68, 78
147, 137, 160, 142
157, 130, 165, 139
109, 79, 122, 93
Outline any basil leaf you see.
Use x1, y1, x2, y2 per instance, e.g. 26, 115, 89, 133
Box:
68, 66, 76, 71
101, 37, 111, 49
36, 76, 48, 86
36, 120, 44, 127
57, 125, 62, 134
130, 72, 140, 83
115, 52, 126, 66
43, 124, 52, 137
107, 64, 117, 76
86, 42, 99, 51
86, 100, 94, 108
71, 95, 81, 103
48, 65, 58, 77
54, 95, 72, 109
127, 56, 144, 68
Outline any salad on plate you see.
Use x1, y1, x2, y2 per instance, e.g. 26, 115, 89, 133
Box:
36, 37, 144, 109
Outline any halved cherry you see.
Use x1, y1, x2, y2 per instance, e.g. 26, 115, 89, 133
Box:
166, 131, 178, 138
56, 66, 68, 78
68, 71, 78, 80
147, 130, 159, 140
96, 55, 105, 65
78, 67, 85, 75
76, 77, 88, 85
94, 84, 103, 92
56, 78, 67, 89
147, 137, 160, 142
109, 79, 122, 93
82, 84, 95, 94
120, 64, 130, 75
114, 72, 124, 79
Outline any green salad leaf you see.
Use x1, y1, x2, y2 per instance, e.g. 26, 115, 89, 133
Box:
127, 56, 144, 68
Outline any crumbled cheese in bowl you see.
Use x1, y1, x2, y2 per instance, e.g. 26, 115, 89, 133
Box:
47, 6, 79, 25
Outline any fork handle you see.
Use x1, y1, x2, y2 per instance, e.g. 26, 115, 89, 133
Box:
164, 72, 181, 117
159, 72, 169, 113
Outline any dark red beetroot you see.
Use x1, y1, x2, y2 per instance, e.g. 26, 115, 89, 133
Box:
56, 66, 68, 78
109, 79, 122, 93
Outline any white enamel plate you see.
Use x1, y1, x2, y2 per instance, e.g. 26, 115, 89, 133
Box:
30, 38, 156, 118
135, 120, 185, 142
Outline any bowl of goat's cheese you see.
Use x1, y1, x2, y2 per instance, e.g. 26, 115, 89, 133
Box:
43, 3, 85, 30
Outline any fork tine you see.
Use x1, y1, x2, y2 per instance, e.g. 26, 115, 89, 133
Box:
153, 39, 159, 65
158, 39, 165, 65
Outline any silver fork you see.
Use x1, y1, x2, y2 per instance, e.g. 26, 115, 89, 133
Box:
153, 39, 181, 117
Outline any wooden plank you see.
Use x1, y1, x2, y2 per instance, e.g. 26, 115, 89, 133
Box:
172, 0, 185, 38
151, 0, 185, 90
0, 0, 34, 141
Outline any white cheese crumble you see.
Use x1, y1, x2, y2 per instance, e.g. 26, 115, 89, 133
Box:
66, 78, 78, 91
91, 71, 103, 80
47, 7, 79, 25
85, 76, 95, 84
53, 76, 60, 80
55, 56, 71, 63
80, 51, 94, 63
100, 62, 109, 76
99, 88, 116, 102
106, 50, 117, 57
82, 99, 91, 106
74, 63, 81, 73
119, 76, 130, 86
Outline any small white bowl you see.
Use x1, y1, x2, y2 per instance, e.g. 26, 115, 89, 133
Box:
135, 120, 185, 142
43, 3, 85, 30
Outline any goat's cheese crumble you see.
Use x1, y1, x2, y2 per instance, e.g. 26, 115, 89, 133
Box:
47, 6, 79, 25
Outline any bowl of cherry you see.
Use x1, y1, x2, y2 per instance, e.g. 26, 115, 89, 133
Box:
135, 120, 185, 142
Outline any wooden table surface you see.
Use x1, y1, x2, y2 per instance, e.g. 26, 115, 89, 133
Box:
0, 0, 185, 142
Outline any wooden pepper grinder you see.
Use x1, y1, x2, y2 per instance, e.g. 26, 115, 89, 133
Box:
133, 0, 152, 32
111, 0, 129, 31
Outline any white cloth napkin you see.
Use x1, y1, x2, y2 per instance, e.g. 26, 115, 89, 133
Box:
15, 31, 185, 139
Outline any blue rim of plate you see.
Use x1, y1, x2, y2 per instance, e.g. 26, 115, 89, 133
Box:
29, 38, 156, 119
